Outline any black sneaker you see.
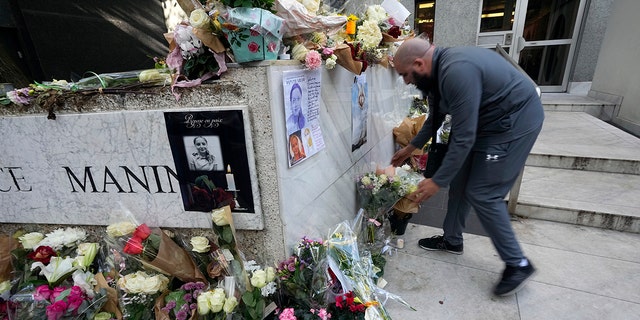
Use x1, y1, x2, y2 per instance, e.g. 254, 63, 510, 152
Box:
418, 235, 463, 254
493, 261, 536, 296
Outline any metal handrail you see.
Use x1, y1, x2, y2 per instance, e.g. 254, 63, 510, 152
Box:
494, 44, 541, 215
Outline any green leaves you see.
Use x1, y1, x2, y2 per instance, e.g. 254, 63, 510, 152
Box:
183, 53, 220, 80
220, 0, 275, 11
241, 288, 265, 320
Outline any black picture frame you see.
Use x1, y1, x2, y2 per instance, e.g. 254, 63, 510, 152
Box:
164, 107, 257, 214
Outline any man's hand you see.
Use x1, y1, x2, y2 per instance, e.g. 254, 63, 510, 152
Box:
391, 145, 417, 167
408, 178, 440, 203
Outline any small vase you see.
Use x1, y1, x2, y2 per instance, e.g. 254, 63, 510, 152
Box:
388, 212, 413, 236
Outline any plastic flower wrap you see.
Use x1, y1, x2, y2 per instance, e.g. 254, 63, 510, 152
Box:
324, 221, 390, 319
239, 260, 277, 320
116, 271, 169, 320
324, 221, 414, 320
209, 206, 251, 296
70, 69, 171, 91
356, 164, 424, 245
274, 237, 329, 313
105, 219, 207, 284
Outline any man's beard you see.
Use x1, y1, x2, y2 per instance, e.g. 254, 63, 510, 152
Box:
413, 70, 436, 94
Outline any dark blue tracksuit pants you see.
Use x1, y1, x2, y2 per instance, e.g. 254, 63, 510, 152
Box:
442, 125, 543, 266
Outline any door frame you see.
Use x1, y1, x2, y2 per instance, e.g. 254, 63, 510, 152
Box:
476, 0, 588, 92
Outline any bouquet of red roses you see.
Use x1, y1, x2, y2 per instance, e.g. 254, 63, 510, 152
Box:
106, 221, 207, 284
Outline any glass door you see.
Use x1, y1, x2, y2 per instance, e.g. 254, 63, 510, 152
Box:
477, 0, 587, 92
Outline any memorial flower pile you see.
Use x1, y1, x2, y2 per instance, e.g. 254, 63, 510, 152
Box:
284, 2, 413, 75
4, 227, 110, 320
1, 208, 415, 319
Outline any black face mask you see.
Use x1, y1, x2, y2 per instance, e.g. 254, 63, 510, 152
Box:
413, 70, 436, 95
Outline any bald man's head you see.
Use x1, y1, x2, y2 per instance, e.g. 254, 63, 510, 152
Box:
394, 38, 432, 68
393, 38, 436, 91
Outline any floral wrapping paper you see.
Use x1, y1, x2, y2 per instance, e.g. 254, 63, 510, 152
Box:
219, 7, 285, 63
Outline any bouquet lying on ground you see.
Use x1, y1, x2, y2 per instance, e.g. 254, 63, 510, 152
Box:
6, 227, 110, 320
274, 237, 328, 314
105, 220, 207, 285
117, 270, 169, 320
324, 221, 415, 320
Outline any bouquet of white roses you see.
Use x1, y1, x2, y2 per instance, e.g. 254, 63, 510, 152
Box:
116, 271, 169, 320
240, 260, 277, 320
196, 287, 238, 320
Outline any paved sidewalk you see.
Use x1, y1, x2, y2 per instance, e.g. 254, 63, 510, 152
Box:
382, 219, 640, 319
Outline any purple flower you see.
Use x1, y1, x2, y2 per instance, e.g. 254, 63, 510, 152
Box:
6, 88, 32, 105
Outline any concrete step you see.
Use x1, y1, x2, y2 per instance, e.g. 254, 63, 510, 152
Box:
516, 167, 640, 233
514, 110, 640, 233
528, 111, 640, 175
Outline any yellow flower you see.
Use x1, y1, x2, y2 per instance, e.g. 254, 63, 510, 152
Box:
348, 14, 359, 22
197, 291, 212, 315
208, 288, 226, 313
0, 280, 10, 294
291, 43, 310, 62
138, 69, 171, 83
94, 312, 113, 320
265, 266, 276, 283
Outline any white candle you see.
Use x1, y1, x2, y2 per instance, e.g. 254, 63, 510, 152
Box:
225, 165, 236, 191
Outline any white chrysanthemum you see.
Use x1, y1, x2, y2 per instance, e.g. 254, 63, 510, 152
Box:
38, 227, 87, 250
261, 281, 277, 297
356, 20, 383, 50
366, 5, 388, 24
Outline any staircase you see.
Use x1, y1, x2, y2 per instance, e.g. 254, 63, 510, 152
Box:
513, 93, 640, 233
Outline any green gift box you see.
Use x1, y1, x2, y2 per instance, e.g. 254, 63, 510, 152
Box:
219, 7, 284, 63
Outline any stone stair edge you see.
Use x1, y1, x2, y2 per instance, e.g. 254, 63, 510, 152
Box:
514, 202, 640, 233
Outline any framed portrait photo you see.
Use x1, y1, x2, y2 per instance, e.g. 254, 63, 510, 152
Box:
164, 106, 261, 221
